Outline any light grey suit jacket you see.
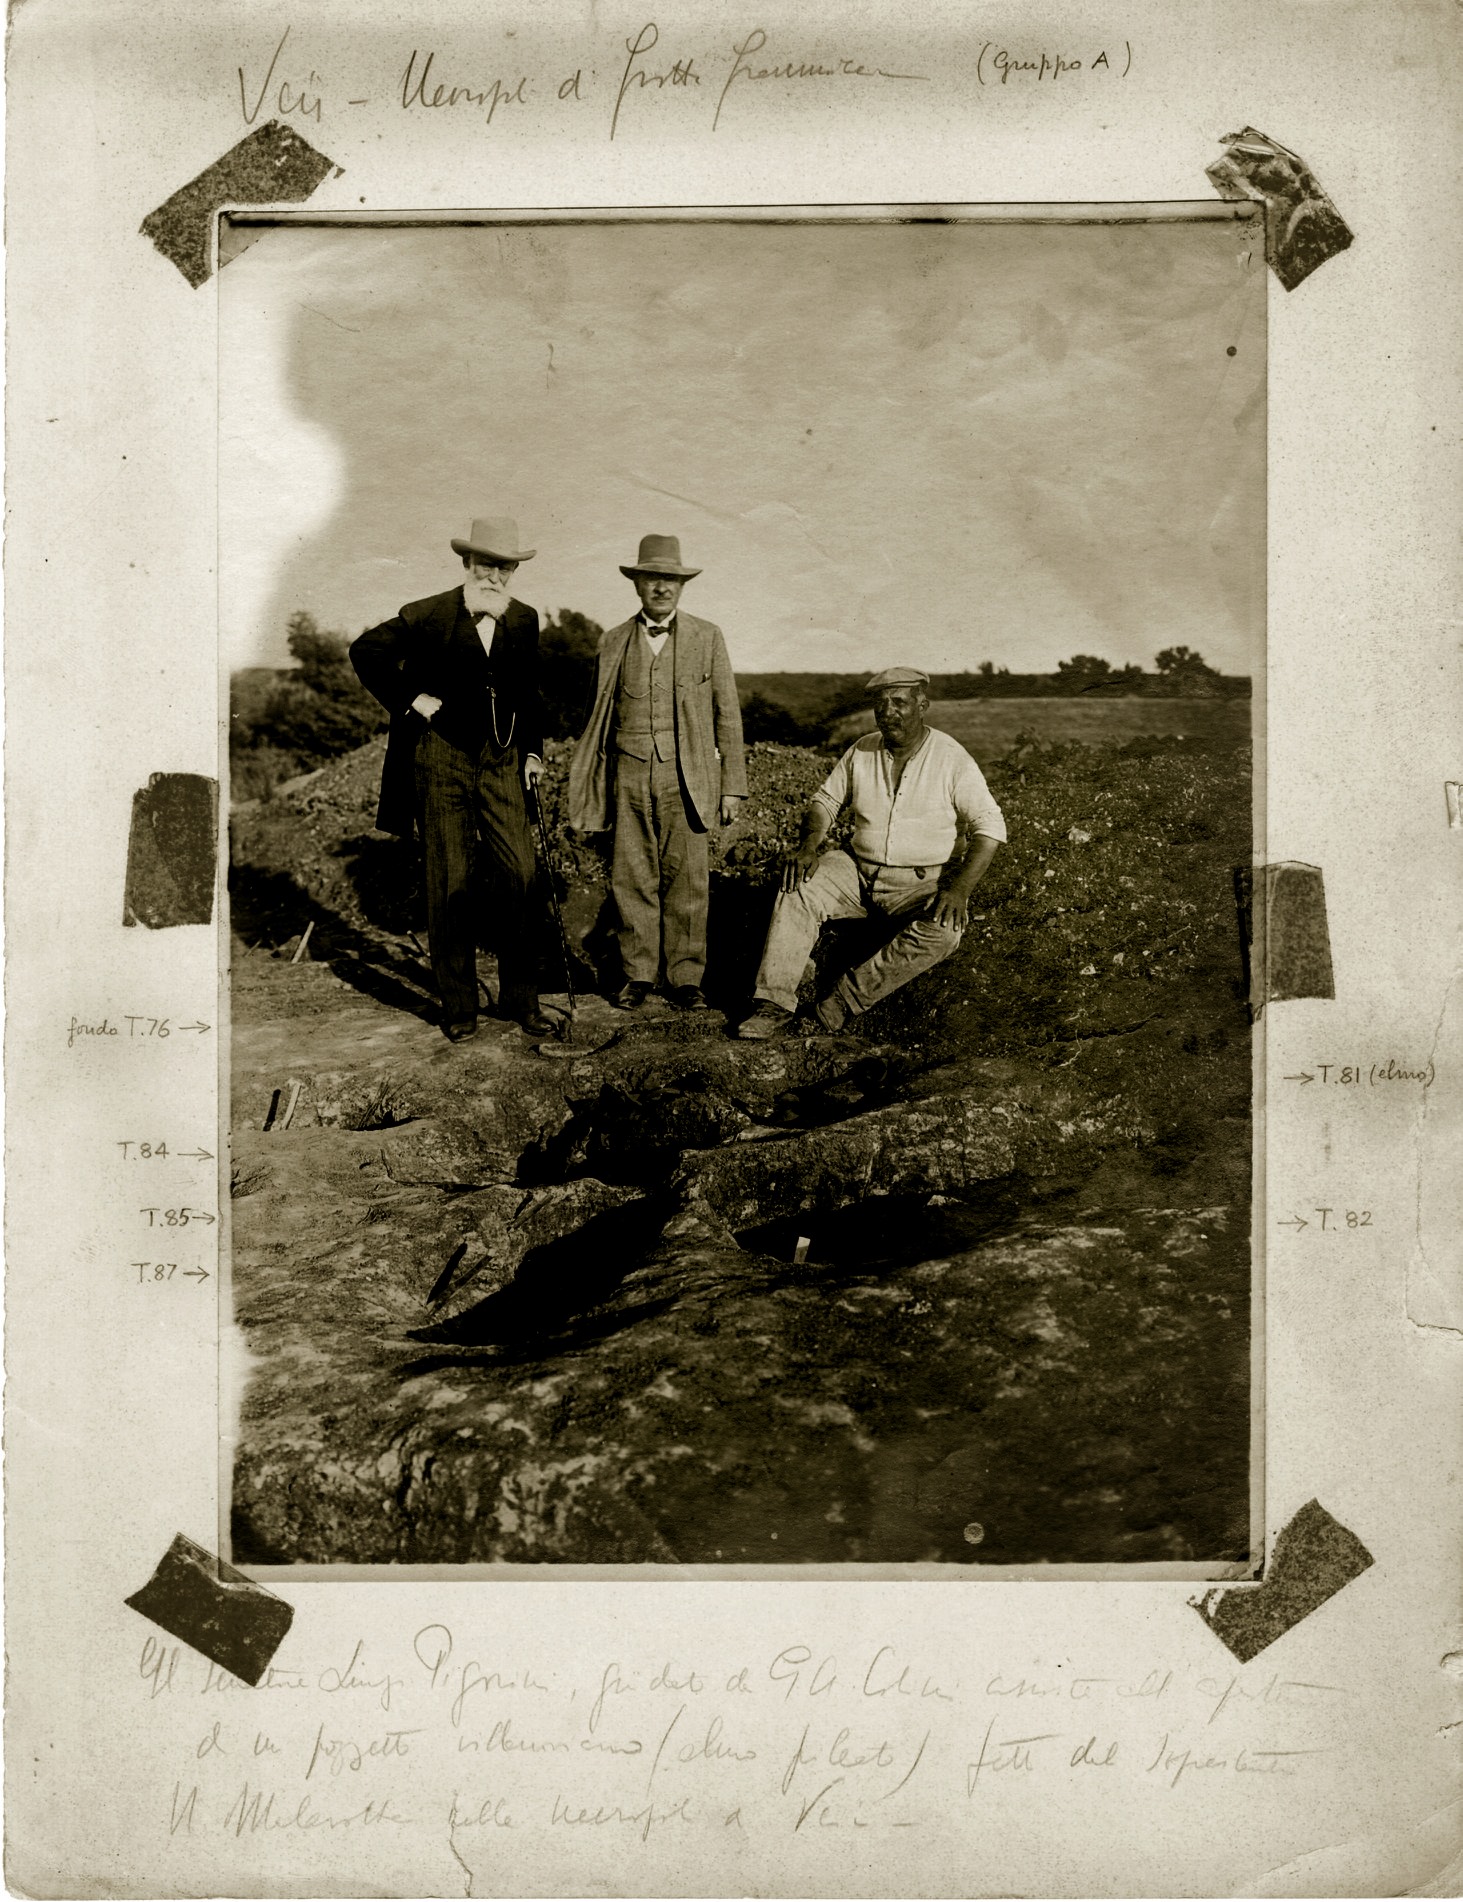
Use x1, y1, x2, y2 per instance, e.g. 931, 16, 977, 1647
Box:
567, 612, 747, 833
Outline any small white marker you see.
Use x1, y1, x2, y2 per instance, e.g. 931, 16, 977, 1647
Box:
793, 1236, 811, 1264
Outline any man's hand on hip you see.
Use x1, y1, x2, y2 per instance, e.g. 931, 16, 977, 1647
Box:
410, 693, 443, 723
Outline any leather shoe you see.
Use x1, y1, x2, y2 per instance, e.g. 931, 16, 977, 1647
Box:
517, 1010, 556, 1037
612, 981, 654, 1010
668, 984, 708, 1012
737, 1001, 796, 1041
443, 1019, 478, 1043
813, 991, 848, 1032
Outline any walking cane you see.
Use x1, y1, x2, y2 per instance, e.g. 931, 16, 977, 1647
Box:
527, 783, 577, 1045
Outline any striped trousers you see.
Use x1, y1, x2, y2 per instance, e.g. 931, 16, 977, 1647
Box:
414, 728, 539, 1024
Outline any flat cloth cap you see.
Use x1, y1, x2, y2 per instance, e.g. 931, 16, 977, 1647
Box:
865, 666, 930, 692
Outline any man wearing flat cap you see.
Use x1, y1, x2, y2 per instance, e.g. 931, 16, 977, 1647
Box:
350, 516, 553, 1041
739, 668, 1005, 1038
568, 535, 746, 1011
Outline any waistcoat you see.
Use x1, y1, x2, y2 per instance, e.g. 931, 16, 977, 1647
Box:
615, 628, 676, 763
430, 611, 515, 757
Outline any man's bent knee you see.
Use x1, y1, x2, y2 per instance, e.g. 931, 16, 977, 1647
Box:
909, 917, 963, 955
774, 880, 833, 925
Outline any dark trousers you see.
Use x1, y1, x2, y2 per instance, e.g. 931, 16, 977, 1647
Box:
414, 728, 539, 1024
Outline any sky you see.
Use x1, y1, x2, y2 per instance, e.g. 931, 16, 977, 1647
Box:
219, 218, 1265, 676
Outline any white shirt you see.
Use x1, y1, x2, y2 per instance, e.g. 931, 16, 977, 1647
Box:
639, 617, 674, 658
811, 726, 1007, 867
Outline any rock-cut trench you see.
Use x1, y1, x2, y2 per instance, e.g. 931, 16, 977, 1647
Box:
228, 988, 1251, 1570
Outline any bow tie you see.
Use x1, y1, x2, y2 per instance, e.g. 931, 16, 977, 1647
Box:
471, 611, 492, 625
641, 617, 674, 634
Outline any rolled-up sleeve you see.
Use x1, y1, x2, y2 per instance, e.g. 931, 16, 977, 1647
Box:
809, 746, 856, 825
952, 753, 1007, 843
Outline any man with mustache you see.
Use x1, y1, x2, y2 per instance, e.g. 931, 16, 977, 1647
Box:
568, 535, 746, 1012
738, 667, 1005, 1038
350, 516, 553, 1042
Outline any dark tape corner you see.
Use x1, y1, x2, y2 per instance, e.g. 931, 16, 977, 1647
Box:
140, 119, 340, 288
1205, 126, 1354, 291
123, 771, 219, 929
1234, 860, 1334, 1011
125, 1534, 294, 1686
1191, 1499, 1374, 1663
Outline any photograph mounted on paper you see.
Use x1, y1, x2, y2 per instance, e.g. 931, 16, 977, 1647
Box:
221, 207, 1262, 1571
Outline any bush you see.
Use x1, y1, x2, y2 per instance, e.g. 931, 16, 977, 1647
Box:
229, 742, 301, 804
263, 614, 386, 764
739, 691, 832, 746
231, 613, 386, 784
257, 673, 384, 764
539, 609, 602, 739
1154, 645, 1222, 696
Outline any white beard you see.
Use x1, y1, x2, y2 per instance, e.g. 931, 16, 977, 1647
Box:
464, 576, 509, 618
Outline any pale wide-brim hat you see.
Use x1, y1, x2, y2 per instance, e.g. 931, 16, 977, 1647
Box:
620, 533, 701, 580
450, 517, 536, 562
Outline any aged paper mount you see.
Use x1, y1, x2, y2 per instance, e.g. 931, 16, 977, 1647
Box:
5, 0, 1461, 1894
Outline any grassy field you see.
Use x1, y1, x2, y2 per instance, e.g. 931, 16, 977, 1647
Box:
836, 694, 1252, 754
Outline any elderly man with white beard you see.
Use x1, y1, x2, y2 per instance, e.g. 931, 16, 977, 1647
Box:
351, 515, 553, 1042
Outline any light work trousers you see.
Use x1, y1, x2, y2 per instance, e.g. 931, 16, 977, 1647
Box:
612, 750, 710, 988
753, 849, 963, 1015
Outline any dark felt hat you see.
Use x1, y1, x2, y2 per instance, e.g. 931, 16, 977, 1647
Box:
620, 534, 701, 579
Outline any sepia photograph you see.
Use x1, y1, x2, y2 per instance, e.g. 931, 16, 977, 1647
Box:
11, 0, 1463, 1881
222, 209, 1263, 1570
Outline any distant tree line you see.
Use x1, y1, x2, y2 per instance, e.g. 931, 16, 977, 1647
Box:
229, 609, 1250, 800
1054, 645, 1234, 696
740, 648, 1247, 741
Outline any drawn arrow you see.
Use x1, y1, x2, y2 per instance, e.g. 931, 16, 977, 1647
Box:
185, 1210, 217, 1226
178, 1021, 212, 1034
176, 1147, 215, 1161
1276, 1213, 1309, 1231
1282, 1072, 1315, 1085
182, 1266, 211, 1282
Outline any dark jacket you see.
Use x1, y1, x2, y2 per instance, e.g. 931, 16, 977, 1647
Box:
350, 586, 544, 837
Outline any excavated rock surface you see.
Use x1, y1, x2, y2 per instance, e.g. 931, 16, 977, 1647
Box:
229, 944, 1250, 1568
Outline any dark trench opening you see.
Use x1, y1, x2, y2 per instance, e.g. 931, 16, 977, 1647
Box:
404, 1198, 669, 1352
735, 1184, 1032, 1271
